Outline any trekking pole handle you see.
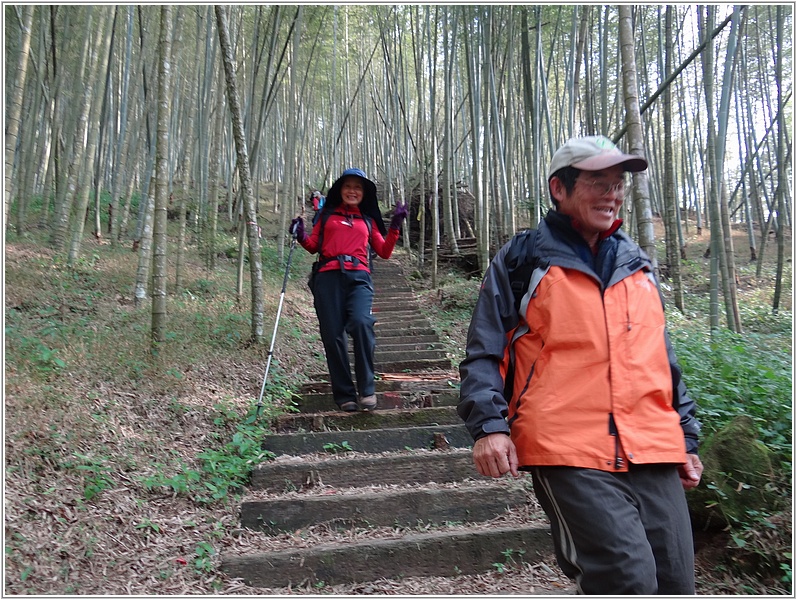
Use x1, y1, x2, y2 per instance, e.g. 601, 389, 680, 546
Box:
290, 220, 299, 239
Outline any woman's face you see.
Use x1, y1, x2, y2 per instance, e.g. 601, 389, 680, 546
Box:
341, 177, 364, 207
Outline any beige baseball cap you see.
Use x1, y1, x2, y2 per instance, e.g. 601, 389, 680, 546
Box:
548, 135, 648, 180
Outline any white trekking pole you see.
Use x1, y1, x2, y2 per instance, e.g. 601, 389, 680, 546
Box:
255, 222, 299, 418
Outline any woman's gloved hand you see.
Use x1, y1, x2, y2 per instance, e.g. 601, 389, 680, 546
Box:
290, 216, 306, 242
390, 202, 409, 230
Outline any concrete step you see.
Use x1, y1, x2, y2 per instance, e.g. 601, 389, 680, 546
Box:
262, 423, 472, 456
370, 341, 447, 353
273, 405, 462, 433
240, 479, 527, 532
297, 375, 458, 395
313, 355, 448, 373
373, 326, 438, 338
250, 448, 482, 493
374, 318, 431, 330
377, 357, 452, 372
293, 387, 458, 413
317, 333, 442, 347
221, 523, 552, 588
380, 333, 443, 345
372, 307, 429, 319
358, 348, 449, 362
372, 276, 412, 285
372, 289, 417, 299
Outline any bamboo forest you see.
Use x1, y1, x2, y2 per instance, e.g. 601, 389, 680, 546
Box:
4, 4, 793, 595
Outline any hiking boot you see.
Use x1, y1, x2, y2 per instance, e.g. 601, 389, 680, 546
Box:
339, 401, 358, 412
358, 395, 377, 411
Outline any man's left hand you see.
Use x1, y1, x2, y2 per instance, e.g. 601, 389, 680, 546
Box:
678, 454, 703, 490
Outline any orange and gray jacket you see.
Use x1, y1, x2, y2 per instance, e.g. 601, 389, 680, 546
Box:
458, 211, 700, 472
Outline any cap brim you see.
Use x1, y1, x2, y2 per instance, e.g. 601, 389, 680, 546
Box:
572, 154, 648, 173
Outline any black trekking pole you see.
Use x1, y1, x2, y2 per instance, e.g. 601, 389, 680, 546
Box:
255, 222, 299, 418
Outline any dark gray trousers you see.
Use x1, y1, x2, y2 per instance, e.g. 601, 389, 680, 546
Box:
531, 464, 695, 595
313, 269, 376, 406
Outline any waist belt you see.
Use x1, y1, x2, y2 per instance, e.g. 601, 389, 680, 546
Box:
318, 254, 361, 270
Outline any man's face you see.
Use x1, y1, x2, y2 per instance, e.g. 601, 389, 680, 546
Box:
341, 177, 364, 207
552, 165, 626, 238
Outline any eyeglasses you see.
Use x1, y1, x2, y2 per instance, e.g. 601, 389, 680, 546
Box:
579, 177, 626, 197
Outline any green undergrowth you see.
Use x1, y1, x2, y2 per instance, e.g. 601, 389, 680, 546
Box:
5, 227, 311, 509
668, 317, 792, 462
141, 401, 279, 504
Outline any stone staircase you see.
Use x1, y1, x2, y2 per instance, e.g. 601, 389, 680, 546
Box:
221, 258, 567, 592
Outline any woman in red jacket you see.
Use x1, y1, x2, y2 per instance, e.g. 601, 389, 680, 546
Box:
291, 168, 407, 412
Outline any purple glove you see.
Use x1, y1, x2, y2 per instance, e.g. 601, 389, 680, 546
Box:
290, 217, 306, 242
390, 202, 409, 230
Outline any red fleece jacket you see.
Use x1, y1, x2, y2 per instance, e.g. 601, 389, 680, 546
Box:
300, 206, 400, 273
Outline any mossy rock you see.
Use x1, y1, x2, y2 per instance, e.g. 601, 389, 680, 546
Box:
687, 415, 778, 531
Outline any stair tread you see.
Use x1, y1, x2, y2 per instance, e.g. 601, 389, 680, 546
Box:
222, 522, 552, 589
261, 423, 472, 456
243, 477, 524, 504
251, 448, 479, 491
240, 480, 529, 532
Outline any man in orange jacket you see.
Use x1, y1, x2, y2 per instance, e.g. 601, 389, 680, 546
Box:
458, 136, 703, 594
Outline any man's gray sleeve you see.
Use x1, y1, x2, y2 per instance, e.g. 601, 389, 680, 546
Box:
664, 329, 702, 454
458, 243, 520, 441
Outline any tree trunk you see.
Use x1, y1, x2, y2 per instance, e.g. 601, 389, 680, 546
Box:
206, 69, 225, 271
429, 7, 439, 288
699, 5, 721, 331
66, 6, 114, 266
463, 8, 487, 271
662, 6, 684, 311
151, 5, 174, 347
5, 5, 34, 234
772, 6, 787, 313
441, 7, 458, 254
519, 7, 539, 228
173, 8, 191, 293
15, 63, 44, 234
91, 8, 118, 243
215, 5, 266, 344
134, 171, 156, 306
50, 7, 98, 251
617, 5, 657, 267
109, 6, 135, 248
411, 6, 427, 269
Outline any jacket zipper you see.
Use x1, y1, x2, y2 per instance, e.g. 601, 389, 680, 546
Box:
609, 413, 624, 470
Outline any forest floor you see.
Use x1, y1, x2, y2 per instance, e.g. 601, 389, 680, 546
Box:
3, 206, 792, 596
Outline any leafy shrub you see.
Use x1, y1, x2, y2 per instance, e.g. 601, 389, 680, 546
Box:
61, 453, 115, 501
670, 325, 792, 462
141, 405, 276, 504
738, 301, 792, 336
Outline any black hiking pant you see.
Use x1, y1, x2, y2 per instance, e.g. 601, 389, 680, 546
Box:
531, 464, 695, 595
313, 269, 376, 407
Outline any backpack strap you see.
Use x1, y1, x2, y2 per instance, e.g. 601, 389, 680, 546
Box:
502, 228, 548, 401
504, 229, 542, 313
